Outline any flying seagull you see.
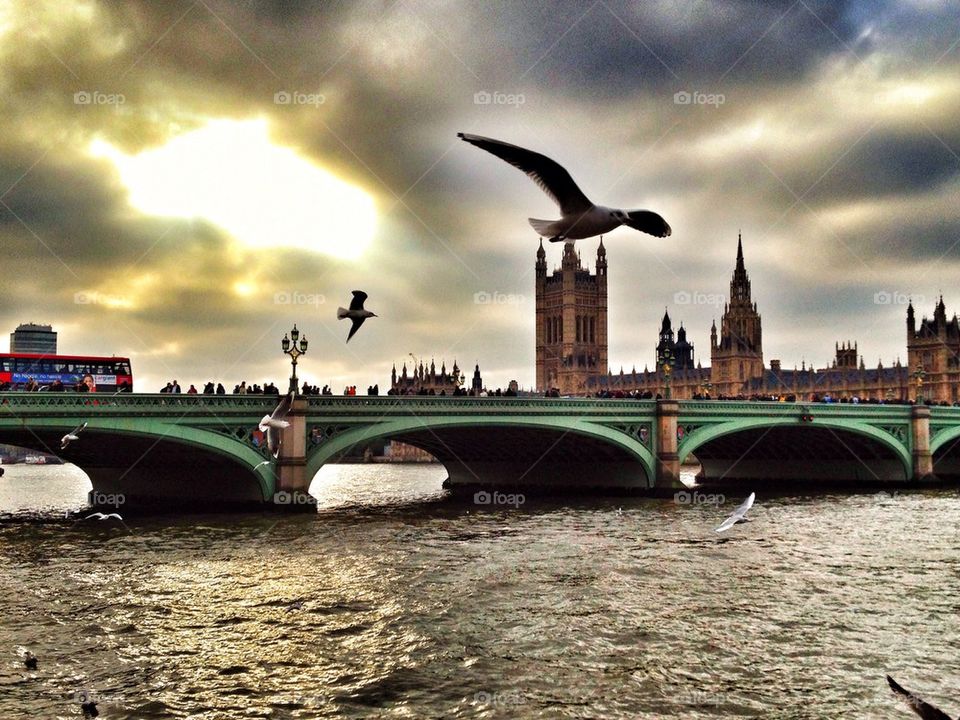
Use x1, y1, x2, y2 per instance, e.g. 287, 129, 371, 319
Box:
61, 422, 88, 450
83, 512, 132, 533
458, 132, 671, 242
337, 290, 377, 343
85, 513, 123, 521
260, 392, 294, 458
715, 492, 756, 533
887, 676, 954, 719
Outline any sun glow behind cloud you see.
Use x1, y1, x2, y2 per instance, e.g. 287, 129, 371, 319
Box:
90, 119, 376, 259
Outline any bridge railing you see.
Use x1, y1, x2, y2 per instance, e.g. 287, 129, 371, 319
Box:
0, 392, 277, 414
1, 392, 954, 418
305, 396, 658, 413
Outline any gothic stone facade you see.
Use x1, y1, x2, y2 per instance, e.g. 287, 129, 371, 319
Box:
535, 239, 608, 395
582, 234, 917, 401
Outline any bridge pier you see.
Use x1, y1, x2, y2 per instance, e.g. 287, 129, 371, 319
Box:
911, 405, 937, 483
273, 397, 316, 510
655, 399, 683, 489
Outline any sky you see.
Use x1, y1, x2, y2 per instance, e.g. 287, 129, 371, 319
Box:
1, 0, 959, 392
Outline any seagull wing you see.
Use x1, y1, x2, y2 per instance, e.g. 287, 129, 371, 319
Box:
458, 133, 594, 215
733, 492, 756, 518
349, 291, 368, 311
715, 514, 740, 533
346, 316, 366, 343
625, 210, 672, 238
271, 392, 294, 423
267, 393, 294, 457
886, 676, 953, 720
63, 422, 88, 446
84, 513, 106, 520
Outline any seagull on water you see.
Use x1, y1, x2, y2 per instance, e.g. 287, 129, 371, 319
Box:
337, 290, 377, 343
458, 132, 671, 243
715, 492, 755, 533
887, 676, 955, 719
80, 698, 99, 718
61, 422, 88, 450
260, 392, 294, 458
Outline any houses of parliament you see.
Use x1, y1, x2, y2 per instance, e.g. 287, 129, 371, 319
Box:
535, 233, 960, 403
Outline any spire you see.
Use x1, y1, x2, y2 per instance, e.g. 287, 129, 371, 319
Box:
597, 236, 605, 255
661, 307, 671, 333
729, 232, 752, 305
536, 237, 545, 259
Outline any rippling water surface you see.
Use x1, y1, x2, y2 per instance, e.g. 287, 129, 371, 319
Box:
1, 463, 959, 718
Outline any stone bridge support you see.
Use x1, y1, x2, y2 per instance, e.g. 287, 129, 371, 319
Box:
655, 399, 682, 489
911, 405, 935, 482
274, 397, 315, 509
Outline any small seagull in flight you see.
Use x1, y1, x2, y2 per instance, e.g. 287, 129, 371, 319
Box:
61, 422, 88, 450
887, 675, 955, 719
83, 511, 132, 533
260, 392, 294, 458
337, 290, 377, 342
458, 132, 671, 243
715, 492, 755, 533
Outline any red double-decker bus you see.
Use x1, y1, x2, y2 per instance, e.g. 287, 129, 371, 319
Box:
0, 353, 133, 392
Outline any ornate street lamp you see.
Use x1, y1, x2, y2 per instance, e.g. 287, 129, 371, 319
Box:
662, 348, 674, 400
282, 324, 308, 394
912, 364, 926, 404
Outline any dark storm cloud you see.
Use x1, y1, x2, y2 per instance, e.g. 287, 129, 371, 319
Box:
457, 0, 864, 91
800, 130, 960, 202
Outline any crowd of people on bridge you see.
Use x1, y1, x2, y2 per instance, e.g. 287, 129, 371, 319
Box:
590, 388, 951, 405
4, 377, 959, 406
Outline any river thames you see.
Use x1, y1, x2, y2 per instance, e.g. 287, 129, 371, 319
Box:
1, 463, 958, 718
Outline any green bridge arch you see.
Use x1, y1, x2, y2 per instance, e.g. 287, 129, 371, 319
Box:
678, 417, 912, 480
931, 425, 960, 455
306, 415, 657, 488
0, 415, 275, 503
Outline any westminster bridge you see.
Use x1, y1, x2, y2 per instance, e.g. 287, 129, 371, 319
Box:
0, 393, 957, 510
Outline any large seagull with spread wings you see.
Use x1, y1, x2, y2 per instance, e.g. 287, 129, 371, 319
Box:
458, 132, 671, 243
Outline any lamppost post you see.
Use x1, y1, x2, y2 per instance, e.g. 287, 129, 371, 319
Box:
661, 348, 674, 400
282, 324, 309, 395
912, 364, 926, 405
